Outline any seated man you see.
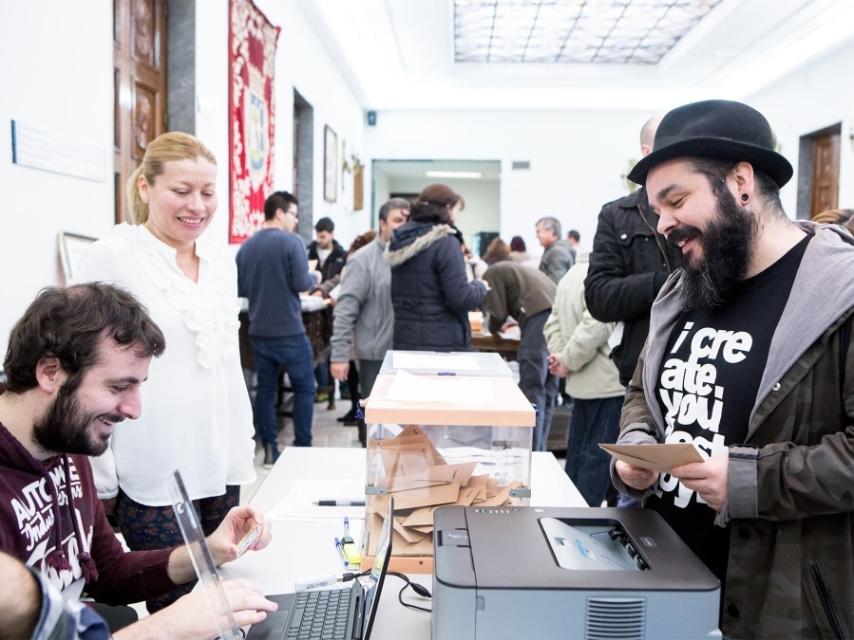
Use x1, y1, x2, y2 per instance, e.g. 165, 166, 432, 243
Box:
0, 283, 276, 637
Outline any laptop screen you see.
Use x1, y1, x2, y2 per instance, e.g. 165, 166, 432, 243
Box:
361, 497, 394, 639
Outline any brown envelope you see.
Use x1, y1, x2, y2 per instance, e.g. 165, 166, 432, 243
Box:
486, 477, 498, 498
457, 486, 480, 506
393, 517, 427, 543
467, 474, 490, 488
401, 506, 438, 528
393, 482, 461, 511
599, 442, 705, 473
475, 485, 511, 507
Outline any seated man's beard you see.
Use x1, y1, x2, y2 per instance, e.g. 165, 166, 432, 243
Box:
668, 188, 756, 310
33, 382, 112, 456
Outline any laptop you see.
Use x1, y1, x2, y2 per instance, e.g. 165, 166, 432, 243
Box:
167, 471, 393, 640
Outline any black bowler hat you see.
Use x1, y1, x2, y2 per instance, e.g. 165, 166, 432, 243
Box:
628, 100, 793, 187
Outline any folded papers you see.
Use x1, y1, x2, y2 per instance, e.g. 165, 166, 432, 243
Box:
366, 426, 517, 557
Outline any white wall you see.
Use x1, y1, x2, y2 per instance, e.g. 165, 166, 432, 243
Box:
749, 39, 854, 214
196, 0, 367, 252
380, 176, 501, 249
0, 0, 366, 358
0, 1, 114, 358
365, 109, 649, 258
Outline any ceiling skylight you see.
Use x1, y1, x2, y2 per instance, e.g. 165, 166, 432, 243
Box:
454, 0, 723, 65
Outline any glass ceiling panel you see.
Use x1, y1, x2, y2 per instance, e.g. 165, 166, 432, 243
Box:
454, 0, 722, 64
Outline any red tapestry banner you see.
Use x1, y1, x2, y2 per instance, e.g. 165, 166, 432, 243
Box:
228, 0, 280, 244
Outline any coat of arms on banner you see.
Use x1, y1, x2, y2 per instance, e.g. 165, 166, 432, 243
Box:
229, 0, 280, 244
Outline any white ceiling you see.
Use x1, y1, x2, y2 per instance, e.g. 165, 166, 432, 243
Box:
296, 0, 854, 110
453, 0, 723, 65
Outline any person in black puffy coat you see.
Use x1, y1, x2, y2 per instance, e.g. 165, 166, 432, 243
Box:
386, 184, 487, 351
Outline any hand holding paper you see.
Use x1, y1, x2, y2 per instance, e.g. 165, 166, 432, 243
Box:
599, 442, 706, 473
671, 451, 729, 511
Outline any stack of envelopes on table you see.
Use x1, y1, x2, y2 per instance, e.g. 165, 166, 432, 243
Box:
363, 426, 519, 566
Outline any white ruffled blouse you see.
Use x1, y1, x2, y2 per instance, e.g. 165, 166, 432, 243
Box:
74, 223, 256, 506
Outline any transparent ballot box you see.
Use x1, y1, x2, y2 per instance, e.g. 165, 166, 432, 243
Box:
362, 353, 535, 573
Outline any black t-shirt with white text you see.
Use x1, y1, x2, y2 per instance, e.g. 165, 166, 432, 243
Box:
647, 233, 811, 582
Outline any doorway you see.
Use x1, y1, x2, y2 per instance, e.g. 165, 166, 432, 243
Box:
372, 160, 501, 256
797, 123, 841, 219
113, 0, 168, 223
293, 90, 314, 244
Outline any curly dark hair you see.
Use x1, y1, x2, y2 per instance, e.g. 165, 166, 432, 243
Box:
3, 283, 165, 393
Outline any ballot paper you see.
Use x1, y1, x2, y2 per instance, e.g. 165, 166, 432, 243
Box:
268, 478, 365, 520
599, 442, 706, 473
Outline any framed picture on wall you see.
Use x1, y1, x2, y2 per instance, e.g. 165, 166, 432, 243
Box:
324, 125, 338, 202
57, 231, 97, 285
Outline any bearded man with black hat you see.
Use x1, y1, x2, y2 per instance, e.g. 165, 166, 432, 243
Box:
611, 99, 854, 639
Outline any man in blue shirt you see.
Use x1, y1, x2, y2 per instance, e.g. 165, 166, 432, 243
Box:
237, 191, 318, 465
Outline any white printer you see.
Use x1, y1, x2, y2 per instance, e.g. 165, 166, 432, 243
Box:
432, 506, 721, 640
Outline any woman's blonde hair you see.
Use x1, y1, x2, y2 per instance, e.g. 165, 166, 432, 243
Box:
126, 132, 216, 225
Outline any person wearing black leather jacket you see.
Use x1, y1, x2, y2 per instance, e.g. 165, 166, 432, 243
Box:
584, 117, 679, 386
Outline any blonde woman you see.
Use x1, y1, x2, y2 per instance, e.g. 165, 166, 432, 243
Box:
75, 132, 255, 611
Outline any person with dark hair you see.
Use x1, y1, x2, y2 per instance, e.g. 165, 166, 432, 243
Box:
0, 284, 275, 637
237, 190, 318, 464
331, 199, 411, 442
308, 216, 347, 296
263, 190, 300, 233
482, 261, 558, 450
386, 183, 487, 351
584, 115, 679, 387
509, 235, 533, 265
74, 132, 257, 611
611, 100, 854, 638
482, 237, 511, 265
536, 216, 574, 283
566, 229, 581, 262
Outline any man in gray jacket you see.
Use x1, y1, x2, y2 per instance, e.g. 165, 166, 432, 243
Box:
612, 99, 854, 638
330, 198, 410, 442
536, 216, 575, 284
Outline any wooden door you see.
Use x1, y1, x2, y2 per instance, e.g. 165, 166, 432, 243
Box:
810, 132, 840, 218
114, 0, 168, 223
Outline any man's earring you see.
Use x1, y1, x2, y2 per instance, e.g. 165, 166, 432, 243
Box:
740, 193, 749, 203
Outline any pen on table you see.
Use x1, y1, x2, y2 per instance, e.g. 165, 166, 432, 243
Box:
334, 537, 348, 567
315, 499, 366, 507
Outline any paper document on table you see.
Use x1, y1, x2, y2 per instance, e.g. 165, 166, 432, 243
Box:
392, 351, 480, 372
385, 370, 496, 404
267, 478, 365, 520
599, 442, 706, 473
498, 325, 521, 341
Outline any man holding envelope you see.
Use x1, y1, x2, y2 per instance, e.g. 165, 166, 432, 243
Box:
609, 100, 854, 639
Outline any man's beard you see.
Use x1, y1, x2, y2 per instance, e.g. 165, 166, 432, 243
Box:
669, 188, 756, 311
33, 381, 121, 456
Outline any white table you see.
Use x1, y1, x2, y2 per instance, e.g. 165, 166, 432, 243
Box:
222, 447, 586, 638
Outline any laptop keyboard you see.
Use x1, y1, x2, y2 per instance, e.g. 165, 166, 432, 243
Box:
286, 589, 351, 640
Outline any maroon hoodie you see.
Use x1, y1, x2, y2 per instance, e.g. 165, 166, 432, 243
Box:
0, 421, 176, 605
